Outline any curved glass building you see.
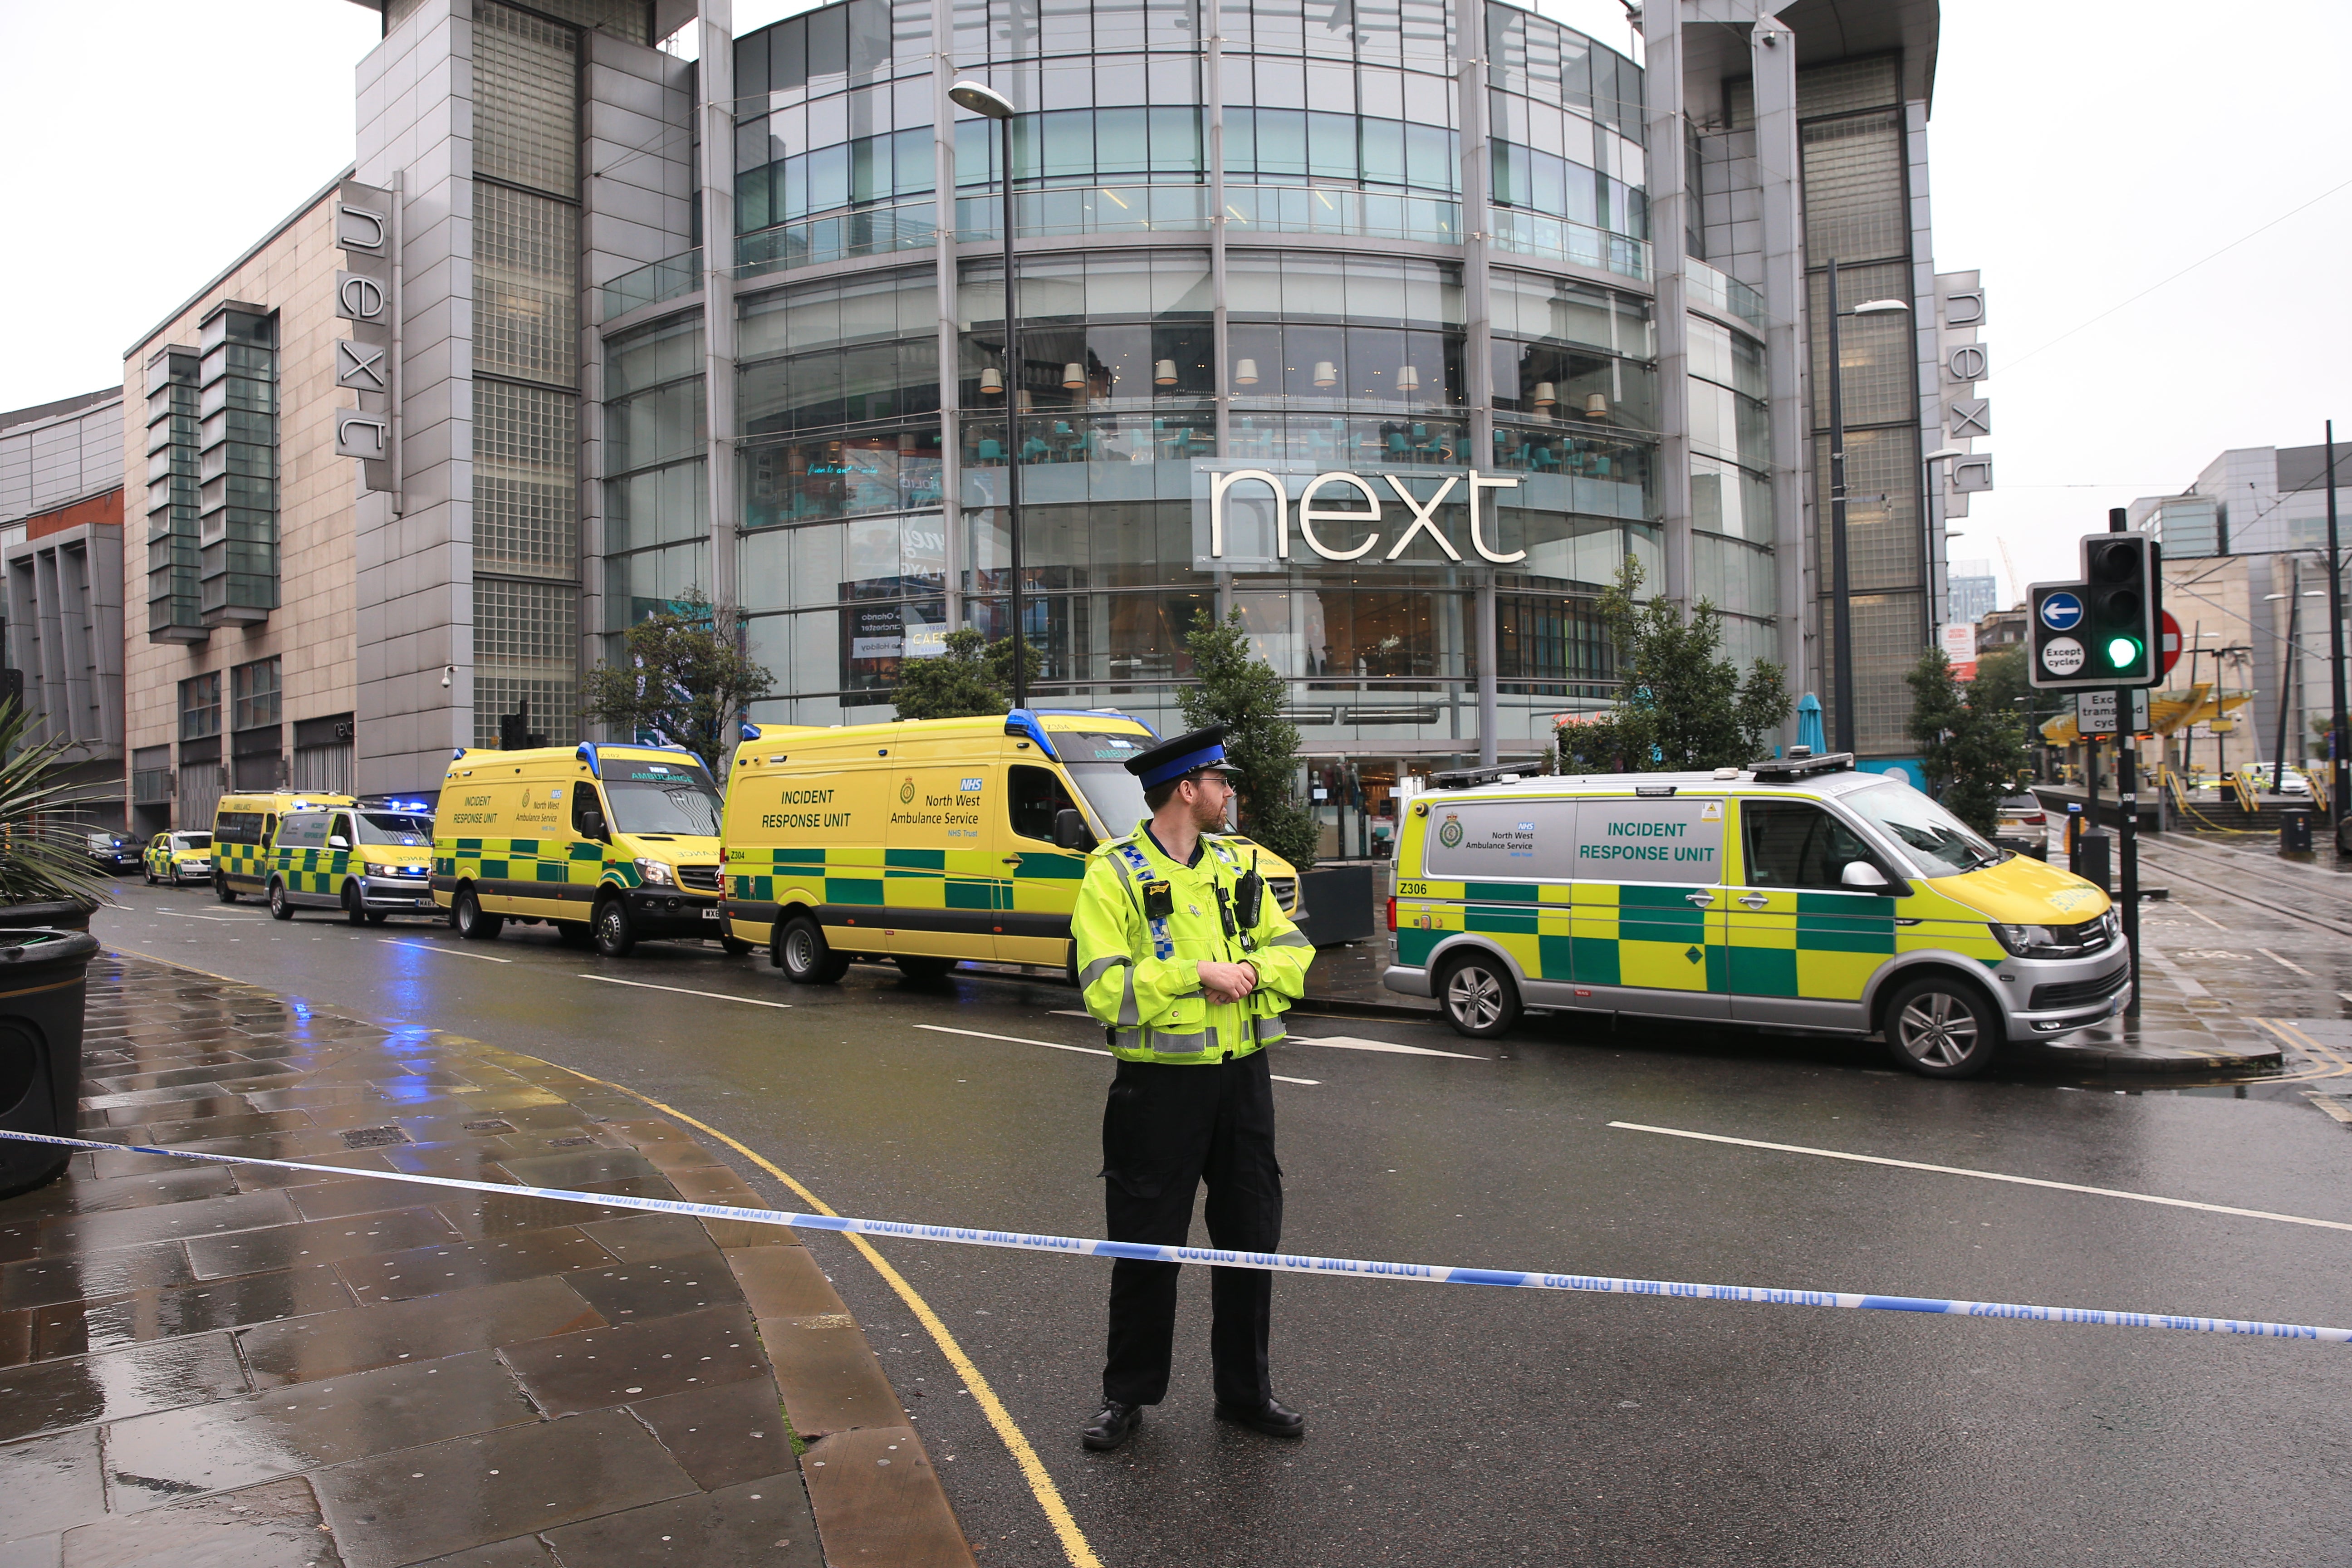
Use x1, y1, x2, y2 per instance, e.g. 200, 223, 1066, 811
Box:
113, 0, 1953, 805
596, 0, 1803, 775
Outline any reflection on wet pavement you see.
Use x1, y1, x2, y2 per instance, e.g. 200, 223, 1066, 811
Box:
0, 955, 855, 1568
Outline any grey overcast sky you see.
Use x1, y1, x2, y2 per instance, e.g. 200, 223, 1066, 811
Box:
3, 0, 2346, 608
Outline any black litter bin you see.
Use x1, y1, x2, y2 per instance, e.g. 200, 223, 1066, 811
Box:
0, 928, 100, 1198
2282, 812, 2315, 855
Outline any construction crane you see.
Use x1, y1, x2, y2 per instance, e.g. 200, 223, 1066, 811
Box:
1996, 537, 2024, 611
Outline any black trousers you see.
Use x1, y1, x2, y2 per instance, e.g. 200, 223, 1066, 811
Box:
1099, 1051, 1284, 1409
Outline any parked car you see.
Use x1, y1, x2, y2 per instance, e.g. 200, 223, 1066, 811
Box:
142, 830, 215, 885
84, 831, 142, 873
2236, 762, 2309, 796
1993, 794, 2049, 861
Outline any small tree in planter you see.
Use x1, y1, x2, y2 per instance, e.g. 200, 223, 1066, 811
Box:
1178, 612, 1316, 869
0, 701, 112, 926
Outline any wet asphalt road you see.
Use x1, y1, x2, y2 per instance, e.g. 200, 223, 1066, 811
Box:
92, 876, 2352, 1567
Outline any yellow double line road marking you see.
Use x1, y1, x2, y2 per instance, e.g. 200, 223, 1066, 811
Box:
557, 1062, 1103, 1568
2249, 1017, 2352, 1083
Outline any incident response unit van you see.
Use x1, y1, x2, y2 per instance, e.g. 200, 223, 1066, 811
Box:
432, 743, 739, 956
719, 709, 1302, 984
261, 803, 437, 923
1384, 751, 2127, 1077
212, 791, 358, 902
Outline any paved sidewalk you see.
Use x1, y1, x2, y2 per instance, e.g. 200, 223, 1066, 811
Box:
0, 953, 973, 1568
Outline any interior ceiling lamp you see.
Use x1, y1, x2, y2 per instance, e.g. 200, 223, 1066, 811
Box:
1584, 392, 1609, 418
1532, 381, 1557, 407
1396, 365, 1420, 393
1232, 358, 1259, 385
1313, 360, 1338, 387
1062, 362, 1086, 389
1154, 358, 1178, 385
979, 367, 1004, 394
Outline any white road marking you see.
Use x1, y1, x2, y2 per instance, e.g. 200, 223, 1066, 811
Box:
920, 1023, 1318, 1084
2307, 1093, 2352, 1126
381, 939, 512, 964
2183, 905, 2230, 931
1287, 1034, 1484, 1060
1061, 1011, 1478, 1061
2338, 993, 2352, 1007
152, 910, 240, 922
2137, 942, 2210, 1000
1607, 1121, 2352, 1234
2258, 947, 2314, 977
575, 974, 791, 1008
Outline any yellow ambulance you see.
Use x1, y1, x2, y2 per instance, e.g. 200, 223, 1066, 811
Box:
1384, 751, 2126, 1077
211, 790, 358, 902
718, 709, 1301, 984
431, 743, 740, 956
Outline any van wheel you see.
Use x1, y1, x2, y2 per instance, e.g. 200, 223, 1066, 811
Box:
453, 887, 503, 941
1438, 950, 1520, 1039
777, 915, 848, 985
268, 880, 295, 921
1881, 975, 2001, 1078
719, 936, 754, 957
216, 875, 237, 904
894, 956, 956, 982
343, 882, 370, 927
593, 898, 637, 958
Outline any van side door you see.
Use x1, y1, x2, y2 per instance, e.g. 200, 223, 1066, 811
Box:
884, 757, 997, 962
1726, 798, 1898, 1029
1001, 763, 1088, 965
1569, 796, 1729, 1020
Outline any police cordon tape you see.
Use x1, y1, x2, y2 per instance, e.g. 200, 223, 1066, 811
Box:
4, 1127, 2345, 1345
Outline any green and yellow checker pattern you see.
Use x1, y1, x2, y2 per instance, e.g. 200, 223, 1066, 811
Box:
435, 839, 633, 899
217, 839, 273, 892
269, 844, 354, 897
725, 844, 1086, 911
1393, 802, 2011, 1002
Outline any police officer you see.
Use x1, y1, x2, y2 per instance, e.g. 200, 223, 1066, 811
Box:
1070, 725, 1315, 1452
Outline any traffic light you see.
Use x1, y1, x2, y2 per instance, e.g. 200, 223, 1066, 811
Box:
2027, 531, 2163, 691
2083, 534, 2158, 684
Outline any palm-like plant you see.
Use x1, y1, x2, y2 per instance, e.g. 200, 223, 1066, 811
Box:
0, 702, 113, 908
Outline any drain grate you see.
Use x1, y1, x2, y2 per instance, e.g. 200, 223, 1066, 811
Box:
545, 1134, 596, 1147
462, 1119, 515, 1133
340, 1124, 412, 1149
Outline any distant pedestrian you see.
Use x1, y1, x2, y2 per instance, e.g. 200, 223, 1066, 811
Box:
1069, 725, 1315, 1452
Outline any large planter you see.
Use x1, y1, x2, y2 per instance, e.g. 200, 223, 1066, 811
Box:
1294, 864, 1377, 946
0, 928, 99, 1198
0, 898, 95, 934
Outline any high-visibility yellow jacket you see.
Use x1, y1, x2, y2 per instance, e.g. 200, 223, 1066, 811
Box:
1073, 822, 1314, 1064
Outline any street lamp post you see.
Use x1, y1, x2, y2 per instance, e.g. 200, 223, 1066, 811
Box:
1821, 257, 1911, 755
950, 80, 1026, 707
2323, 420, 2347, 846
1921, 446, 1967, 647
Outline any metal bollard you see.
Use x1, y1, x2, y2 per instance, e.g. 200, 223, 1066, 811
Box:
2281, 812, 2314, 856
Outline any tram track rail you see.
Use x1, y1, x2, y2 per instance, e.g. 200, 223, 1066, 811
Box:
2132, 836, 2352, 942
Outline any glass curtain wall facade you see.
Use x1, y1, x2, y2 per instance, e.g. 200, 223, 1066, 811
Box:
143, 347, 205, 641
471, 0, 591, 749
195, 305, 279, 626
1794, 55, 1921, 754
621, 0, 1727, 756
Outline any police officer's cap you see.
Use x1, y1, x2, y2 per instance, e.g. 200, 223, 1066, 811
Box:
1125, 726, 1242, 790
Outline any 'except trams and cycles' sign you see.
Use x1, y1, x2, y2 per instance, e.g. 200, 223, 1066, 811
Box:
2077, 689, 2151, 736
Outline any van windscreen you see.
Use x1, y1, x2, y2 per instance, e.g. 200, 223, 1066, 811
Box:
1841, 782, 2000, 877
1065, 764, 1148, 836
356, 813, 432, 846
605, 777, 723, 836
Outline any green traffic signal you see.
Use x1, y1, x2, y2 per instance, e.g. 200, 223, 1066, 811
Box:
2105, 635, 2143, 669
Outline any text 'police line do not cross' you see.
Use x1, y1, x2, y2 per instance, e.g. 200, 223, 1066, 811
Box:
2028, 533, 2176, 700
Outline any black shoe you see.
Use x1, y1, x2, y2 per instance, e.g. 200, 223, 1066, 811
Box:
1081, 1401, 1144, 1451
1213, 1397, 1305, 1438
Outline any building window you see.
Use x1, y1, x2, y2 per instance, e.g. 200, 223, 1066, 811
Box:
231, 657, 281, 733
196, 304, 279, 626
179, 672, 221, 741
144, 346, 204, 642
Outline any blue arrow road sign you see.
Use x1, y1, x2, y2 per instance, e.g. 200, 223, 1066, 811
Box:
2039, 591, 2084, 631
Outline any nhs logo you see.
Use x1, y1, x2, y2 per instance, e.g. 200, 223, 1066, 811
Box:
960, 777, 984, 792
